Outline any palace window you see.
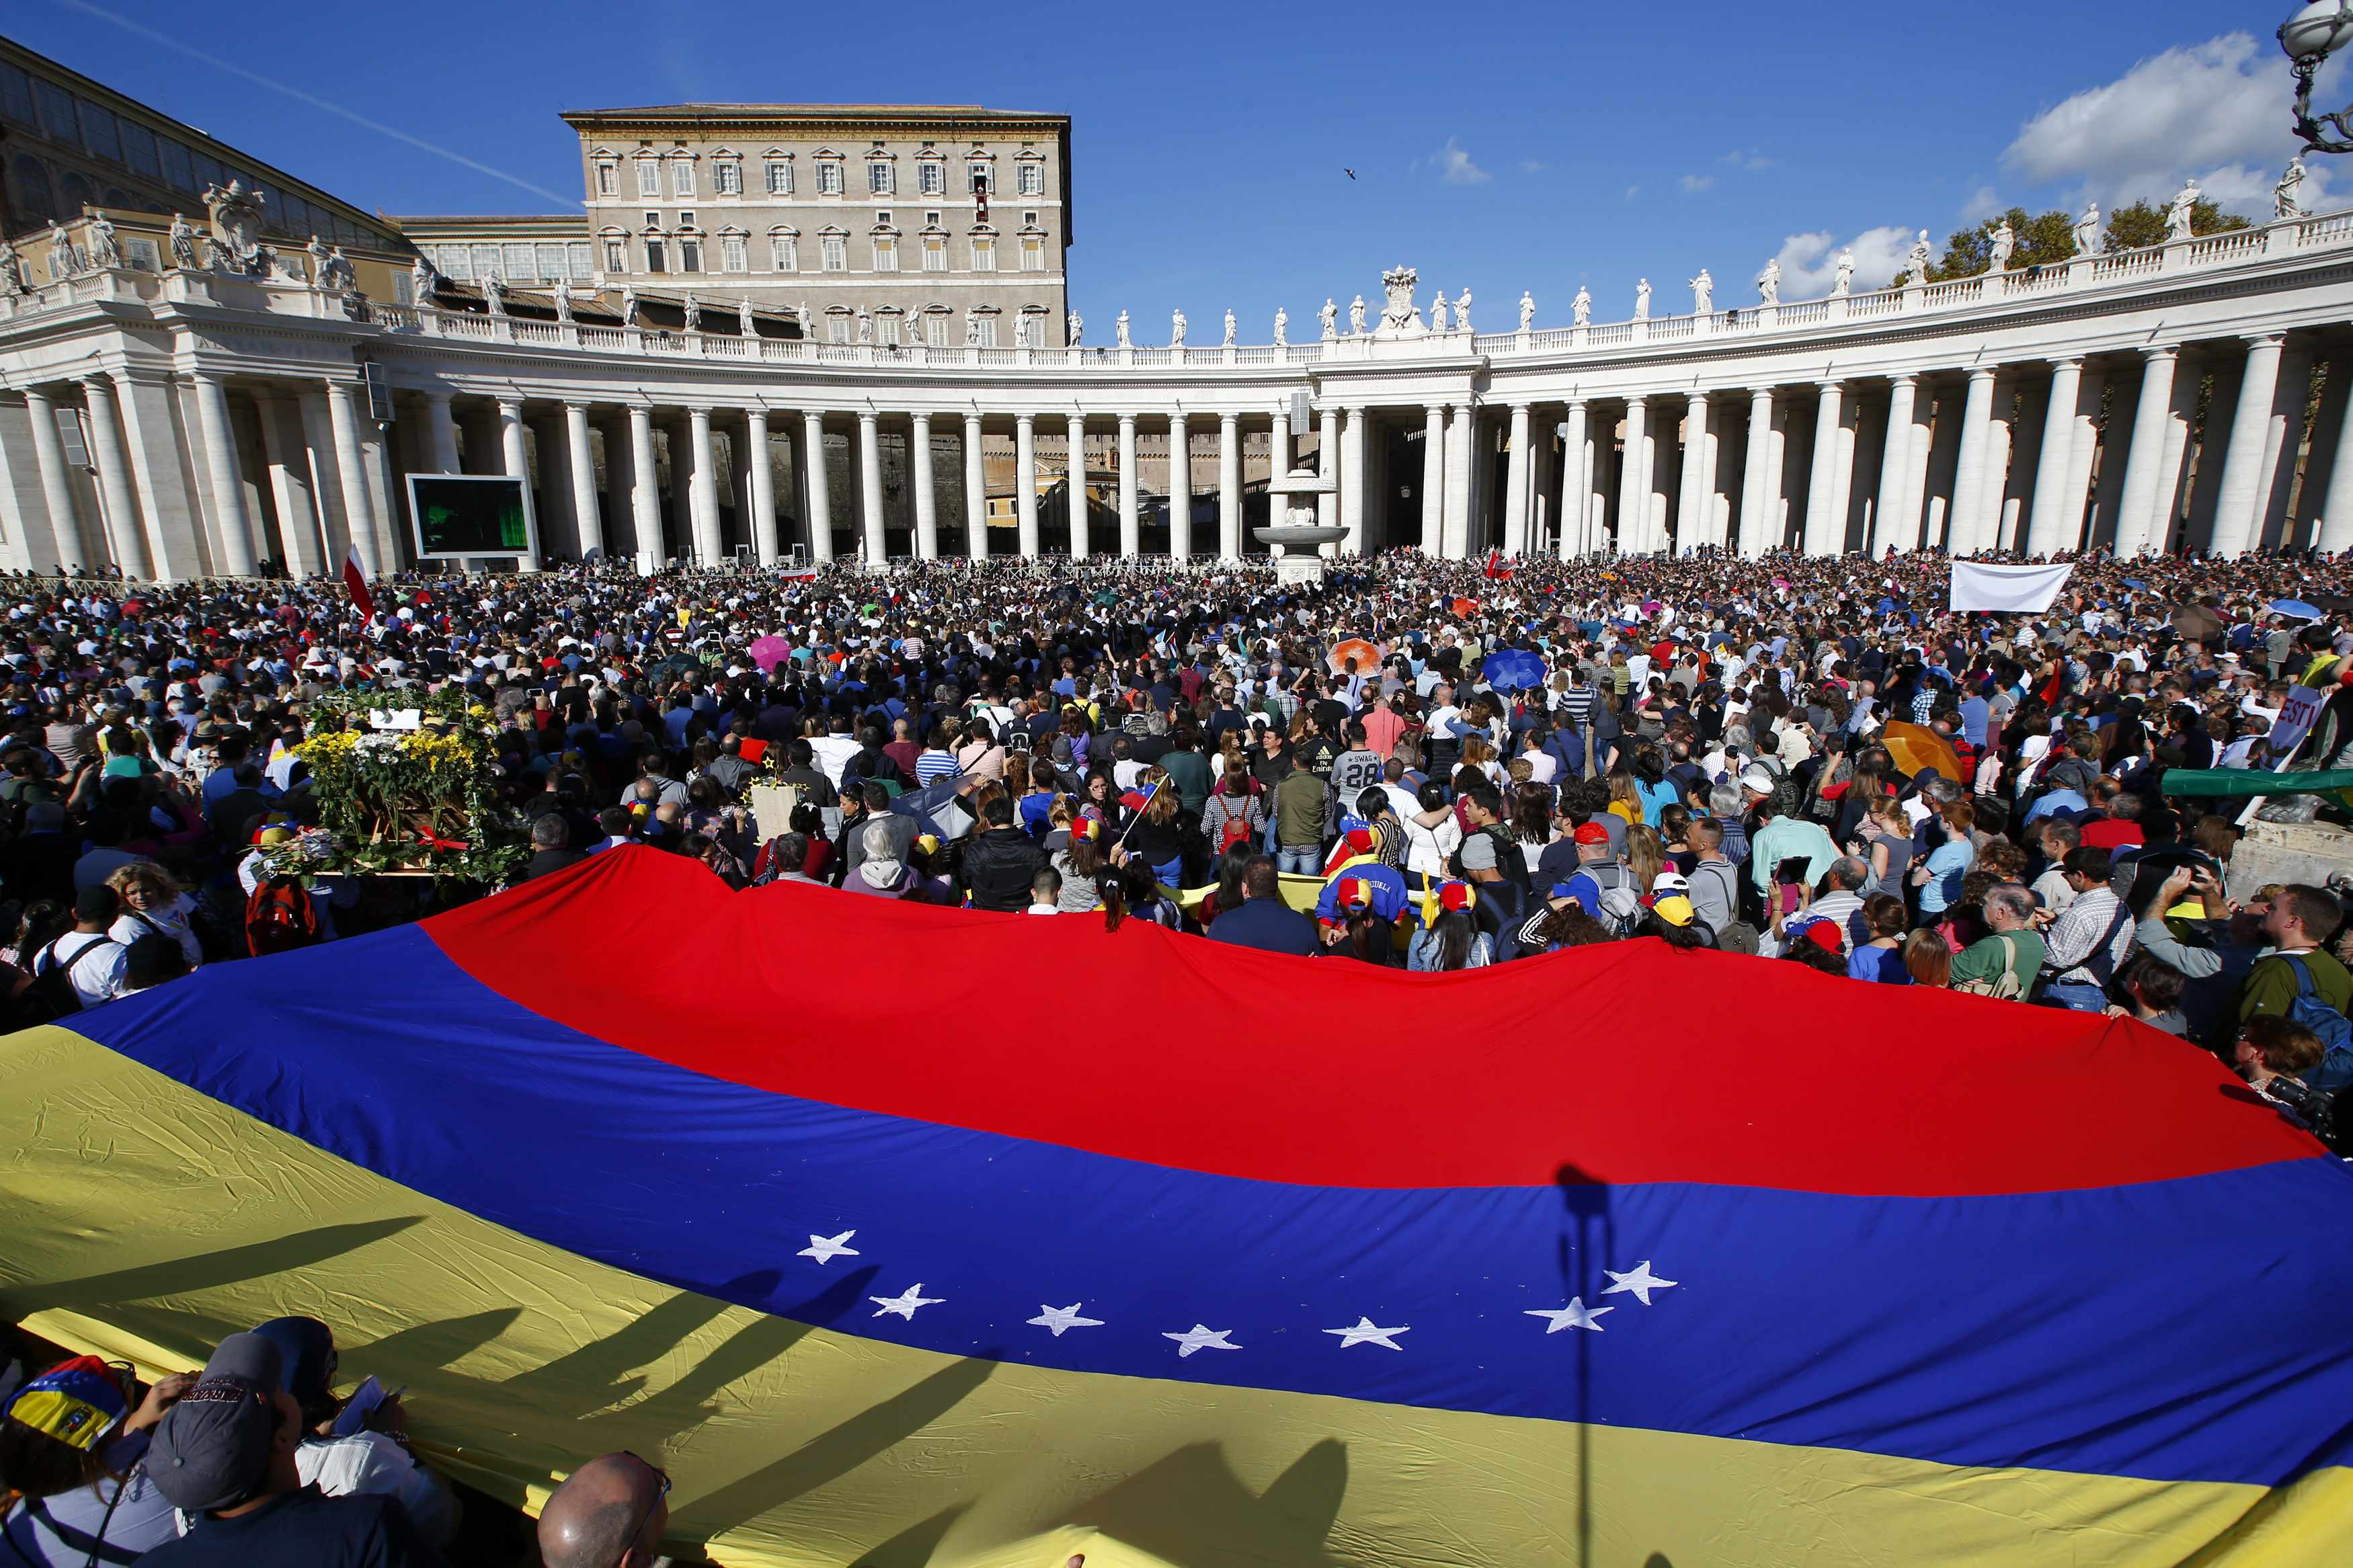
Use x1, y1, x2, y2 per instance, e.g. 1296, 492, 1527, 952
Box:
770, 231, 798, 270
922, 235, 945, 272
766, 159, 792, 195
678, 235, 702, 273
868, 160, 894, 196
603, 237, 628, 273
1016, 161, 1044, 197
968, 163, 990, 195
596, 162, 617, 196
816, 160, 844, 196
918, 161, 944, 196
1016, 312, 1043, 348
569, 243, 593, 279
671, 157, 695, 198
827, 311, 850, 344
437, 244, 474, 281
873, 237, 898, 272
925, 312, 949, 347
974, 313, 999, 347
821, 234, 847, 271
721, 233, 748, 272
636, 158, 660, 197
535, 243, 569, 280
970, 237, 995, 271
1020, 237, 1044, 272
714, 160, 741, 195
644, 237, 667, 274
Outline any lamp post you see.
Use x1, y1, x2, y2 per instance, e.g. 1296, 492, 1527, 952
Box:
2282, 1, 2353, 153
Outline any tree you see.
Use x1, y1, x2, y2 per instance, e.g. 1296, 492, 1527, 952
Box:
1921, 208, 2077, 282
2104, 198, 2250, 252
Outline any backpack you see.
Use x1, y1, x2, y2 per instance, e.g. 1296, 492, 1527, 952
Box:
1576, 860, 1644, 937
1954, 933, 2027, 1000
244, 877, 322, 958
2282, 956, 2353, 1093
22, 934, 112, 1020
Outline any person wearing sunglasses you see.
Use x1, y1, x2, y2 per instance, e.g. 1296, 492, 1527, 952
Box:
1, 1354, 194, 1565
536, 1450, 670, 1568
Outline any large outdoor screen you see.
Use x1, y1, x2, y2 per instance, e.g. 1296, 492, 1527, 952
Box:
407, 474, 534, 558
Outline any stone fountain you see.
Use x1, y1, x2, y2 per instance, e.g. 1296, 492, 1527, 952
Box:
1254, 460, 1342, 584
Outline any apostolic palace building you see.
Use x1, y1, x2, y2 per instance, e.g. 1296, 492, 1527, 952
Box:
3, 32, 2353, 582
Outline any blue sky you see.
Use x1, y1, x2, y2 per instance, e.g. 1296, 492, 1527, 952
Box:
17, 1, 2344, 329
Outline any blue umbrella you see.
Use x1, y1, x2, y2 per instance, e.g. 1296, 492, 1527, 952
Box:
2123, 577, 2150, 591
1481, 647, 1547, 692
2272, 597, 2324, 620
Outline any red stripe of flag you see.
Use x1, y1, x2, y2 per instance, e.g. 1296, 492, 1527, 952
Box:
342, 545, 375, 622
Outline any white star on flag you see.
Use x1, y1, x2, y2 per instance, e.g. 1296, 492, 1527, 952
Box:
869, 1284, 943, 1320
1525, 1297, 1614, 1333
1164, 1324, 1240, 1357
798, 1230, 861, 1264
1324, 1317, 1410, 1350
1028, 1303, 1105, 1337
1601, 1260, 1678, 1306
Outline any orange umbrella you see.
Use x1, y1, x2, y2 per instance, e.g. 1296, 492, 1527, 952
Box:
1328, 638, 1380, 675
1449, 597, 1480, 618
1881, 721, 1961, 784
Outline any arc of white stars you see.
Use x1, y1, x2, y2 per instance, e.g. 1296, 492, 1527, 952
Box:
798, 1230, 859, 1264
1324, 1317, 1410, 1350
1029, 1303, 1105, 1337
869, 1283, 943, 1320
1601, 1260, 1678, 1307
1164, 1324, 1240, 1357
1525, 1297, 1613, 1333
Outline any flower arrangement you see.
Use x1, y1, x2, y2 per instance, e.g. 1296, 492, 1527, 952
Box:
291, 690, 526, 883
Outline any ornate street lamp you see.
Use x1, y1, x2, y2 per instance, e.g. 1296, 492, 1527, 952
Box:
2282, 1, 2353, 152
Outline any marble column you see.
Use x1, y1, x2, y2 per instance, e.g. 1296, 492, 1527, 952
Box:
908, 411, 936, 561
2112, 347, 2180, 556
960, 413, 984, 559
258, 391, 325, 577
1944, 366, 1999, 556
684, 408, 721, 565
1737, 388, 1775, 556
559, 403, 601, 563
1068, 413, 1091, 559
1673, 393, 1709, 554
114, 372, 205, 581
1318, 405, 1341, 532
494, 397, 542, 570
1501, 403, 1533, 554
1117, 413, 1140, 557
79, 376, 151, 578
22, 386, 97, 571
2209, 335, 2286, 558
332, 378, 395, 573
1870, 376, 1917, 553
1218, 413, 1240, 561
856, 409, 885, 565
2024, 358, 2085, 556
1618, 398, 1650, 555
1419, 405, 1444, 553
629, 405, 662, 569
1341, 408, 1367, 556
1803, 382, 1849, 556
1445, 403, 1475, 559
2257, 349, 2315, 550
187, 375, 256, 576
1558, 400, 1589, 559
1168, 411, 1192, 559
794, 411, 830, 563
2058, 364, 2107, 554
1015, 413, 1039, 559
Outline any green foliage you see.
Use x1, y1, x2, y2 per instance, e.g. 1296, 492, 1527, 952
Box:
291, 690, 528, 886
2104, 199, 2251, 252
1922, 208, 2077, 282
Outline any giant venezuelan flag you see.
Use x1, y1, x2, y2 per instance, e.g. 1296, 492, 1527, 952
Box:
4, 846, 2351, 1567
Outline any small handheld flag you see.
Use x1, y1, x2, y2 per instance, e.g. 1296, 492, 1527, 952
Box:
342, 544, 374, 622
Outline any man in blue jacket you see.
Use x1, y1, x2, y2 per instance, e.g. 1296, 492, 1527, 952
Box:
1207, 856, 1316, 956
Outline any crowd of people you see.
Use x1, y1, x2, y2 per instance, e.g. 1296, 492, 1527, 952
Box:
1, 542, 2351, 1562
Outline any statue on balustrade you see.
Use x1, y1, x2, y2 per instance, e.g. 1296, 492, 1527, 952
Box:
1987, 218, 2016, 273
797, 300, 810, 336
2072, 201, 2102, 257
46, 223, 81, 279
169, 214, 200, 271
1572, 285, 1591, 326
682, 290, 703, 330
1222, 308, 1237, 347
1903, 231, 1931, 286
307, 234, 333, 286
1273, 306, 1288, 346
322, 246, 355, 292
965, 311, 982, 347
1690, 269, 1714, 314
1518, 291, 1535, 333
483, 273, 508, 316
85, 213, 120, 271
1170, 308, 1187, 347
1349, 293, 1367, 334
621, 286, 641, 327
904, 312, 925, 347
2277, 157, 2309, 220
258, 246, 295, 283
553, 278, 574, 323
1321, 297, 1339, 339
1376, 265, 1421, 336
200, 179, 266, 272
1429, 289, 1449, 332
1068, 308, 1082, 345
738, 296, 756, 336
1115, 308, 1131, 347
2165, 179, 2199, 242
0, 246, 26, 296
1455, 288, 1471, 332
1833, 247, 1854, 295
856, 306, 873, 345
1755, 258, 1779, 305
1634, 278, 1650, 320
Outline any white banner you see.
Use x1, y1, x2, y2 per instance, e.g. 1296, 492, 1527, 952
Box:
1950, 561, 2073, 614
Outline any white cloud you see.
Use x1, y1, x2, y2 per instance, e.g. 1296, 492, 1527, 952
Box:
1960, 185, 2001, 222
1771, 225, 1915, 299
1435, 136, 1492, 185
1521, 158, 1546, 174
2002, 32, 2343, 214
1680, 173, 1715, 194
1721, 149, 1774, 171
1624, 183, 1640, 201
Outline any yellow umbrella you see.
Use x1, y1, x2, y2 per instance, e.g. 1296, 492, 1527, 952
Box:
1880, 721, 1961, 784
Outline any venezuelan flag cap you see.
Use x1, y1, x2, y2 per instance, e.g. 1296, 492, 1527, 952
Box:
3, 1358, 127, 1452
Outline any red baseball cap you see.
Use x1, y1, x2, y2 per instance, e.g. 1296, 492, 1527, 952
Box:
1438, 880, 1472, 911
1572, 822, 1609, 845
1335, 877, 1370, 910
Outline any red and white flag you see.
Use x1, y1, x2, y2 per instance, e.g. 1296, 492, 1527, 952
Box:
1482, 547, 1513, 581
342, 544, 375, 622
